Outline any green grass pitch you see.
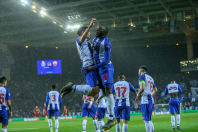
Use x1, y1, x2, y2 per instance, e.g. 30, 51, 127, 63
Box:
7, 113, 198, 132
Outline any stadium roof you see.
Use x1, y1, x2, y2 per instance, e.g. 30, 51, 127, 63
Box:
0, 0, 198, 48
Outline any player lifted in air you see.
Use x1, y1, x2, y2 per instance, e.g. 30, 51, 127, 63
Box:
46, 85, 62, 132
0, 76, 12, 132
82, 95, 98, 132
95, 89, 107, 132
85, 25, 116, 130
135, 66, 157, 132
165, 81, 182, 131
60, 18, 100, 98
112, 73, 136, 132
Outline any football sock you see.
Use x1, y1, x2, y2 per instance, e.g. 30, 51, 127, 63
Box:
144, 121, 150, 132
150, 121, 155, 132
171, 115, 175, 128
55, 119, 59, 132
2, 129, 7, 132
176, 114, 180, 127
106, 94, 115, 120
116, 123, 121, 132
72, 85, 92, 93
98, 120, 105, 132
83, 119, 87, 131
122, 123, 128, 132
93, 119, 98, 130
48, 119, 53, 131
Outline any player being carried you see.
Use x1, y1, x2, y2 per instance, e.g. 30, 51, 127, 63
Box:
46, 85, 62, 132
113, 73, 136, 132
135, 66, 157, 132
82, 95, 98, 132
0, 76, 12, 132
165, 81, 182, 131
60, 18, 100, 98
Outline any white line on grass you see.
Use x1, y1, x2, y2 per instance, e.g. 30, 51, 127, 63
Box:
8, 128, 39, 131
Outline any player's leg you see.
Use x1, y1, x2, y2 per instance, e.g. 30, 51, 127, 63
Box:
122, 106, 130, 132
141, 104, 152, 132
61, 70, 99, 98
48, 111, 53, 132
2, 125, 7, 132
54, 110, 60, 132
82, 103, 88, 132
175, 100, 181, 130
169, 101, 176, 130
97, 108, 106, 132
88, 104, 98, 132
115, 106, 121, 132
116, 119, 121, 132
101, 65, 116, 130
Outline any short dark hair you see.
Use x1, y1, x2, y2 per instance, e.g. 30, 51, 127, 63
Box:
77, 26, 88, 36
51, 84, 56, 90
96, 26, 108, 38
0, 76, 7, 84
139, 65, 148, 72
118, 73, 125, 80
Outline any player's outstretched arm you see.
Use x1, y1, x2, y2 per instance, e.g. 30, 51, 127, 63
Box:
96, 94, 104, 104
79, 18, 96, 44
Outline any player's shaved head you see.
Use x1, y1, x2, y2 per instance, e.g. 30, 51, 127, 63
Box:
77, 26, 88, 36
0, 76, 7, 84
96, 26, 108, 38
51, 84, 56, 90
118, 73, 126, 80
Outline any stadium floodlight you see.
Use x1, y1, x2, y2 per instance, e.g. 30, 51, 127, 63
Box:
31, 4, 37, 13
66, 24, 80, 30
20, 0, 28, 6
53, 21, 57, 24
59, 25, 63, 28
64, 31, 68, 34
40, 7, 47, 17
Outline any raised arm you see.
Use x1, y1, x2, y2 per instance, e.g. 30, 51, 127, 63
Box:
79, 18, 96, 44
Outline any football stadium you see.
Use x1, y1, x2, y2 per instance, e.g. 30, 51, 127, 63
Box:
0, 0, 198, 132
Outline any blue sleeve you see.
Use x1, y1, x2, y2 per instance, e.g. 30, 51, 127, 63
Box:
59, 94, 62, 109
153, 82, 156, 88
6, 88, 11, 100
112, 85, 115, 93
165, 86, 168, 96
138, 74, 145, 82
94, 38, 111, 69
128, 82, 136, 93
45, 93, 49, 111
178, 84, 182, 94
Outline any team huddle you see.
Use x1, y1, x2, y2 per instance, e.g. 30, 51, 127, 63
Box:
0, 18, 183, 132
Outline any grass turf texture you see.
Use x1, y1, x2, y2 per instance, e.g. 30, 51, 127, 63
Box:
7, 113, 198, 132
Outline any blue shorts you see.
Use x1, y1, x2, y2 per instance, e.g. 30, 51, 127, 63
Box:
114, 106, 130, 121
82, 103, 96, 118
83, 69, 99, 87
96, 108, 106, 119
48, 110, 60, 117
0, 110, 9, 125
169, 98, 180, 114
98, 64, 114, 88
141, 104, 153, 121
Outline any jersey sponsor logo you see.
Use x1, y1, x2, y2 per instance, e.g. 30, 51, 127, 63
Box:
168, 86, 177, 90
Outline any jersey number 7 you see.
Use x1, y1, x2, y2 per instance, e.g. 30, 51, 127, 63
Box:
116, 87, 127, 97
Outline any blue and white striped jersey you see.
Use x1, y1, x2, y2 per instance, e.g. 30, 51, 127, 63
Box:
0, 86, 11, 111
76, 37, 94, 68
46, 91, 62, 111
93, 37, 112, 69
97, 90, 107, 108
113, 81, 136, 107
139, 74, 156, 104
165, 83, 182, 95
